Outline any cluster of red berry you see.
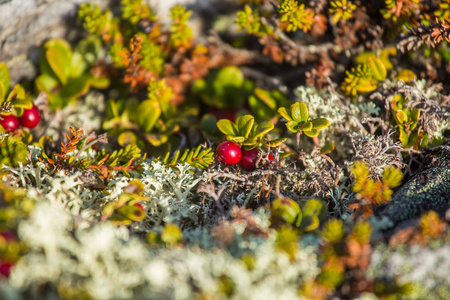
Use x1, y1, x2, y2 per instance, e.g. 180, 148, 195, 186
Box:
215, 141, 275, 171
0, 104, 41, 132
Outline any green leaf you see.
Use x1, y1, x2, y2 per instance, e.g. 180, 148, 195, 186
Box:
410, 109, 420, 129
136, 99, 161, 133
299, 121, 313, 132
367, 57, 387, 81
395, 110, 407, 125
69, 52, 87, 78
303, 129, 319, 137
0, 83, 5, 105
11, 84, 26, 100
311, 118, 330, 129
249, 88, 277, 120
201, 114, 217, 134
299, 102, 309, 122
277, 107, 292, 121
217, 119, 238, 136
89, 76, 110, 89
228, 136, 245, 143
300, 199, 327, 231
237, 115, 254, 138
255, 120, 274, 138
117, 205, 146, 222
46, 40, 72, 85
291, 102, 309, 122
272, 198, 302, 227
0, 63, 9, 103
35, 74, 60, 94
286, 121, 299, 133
213, 66, 246, 108
101, 202, 117, 220
59, 75, 90, 100
398, 129, 409, 147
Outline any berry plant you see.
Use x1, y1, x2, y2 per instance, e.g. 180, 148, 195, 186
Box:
0, 0, 449, 299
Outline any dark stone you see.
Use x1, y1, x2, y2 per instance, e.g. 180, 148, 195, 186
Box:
376, 145, 450, 225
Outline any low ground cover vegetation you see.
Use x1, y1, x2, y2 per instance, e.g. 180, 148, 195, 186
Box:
0, 0, 450, 299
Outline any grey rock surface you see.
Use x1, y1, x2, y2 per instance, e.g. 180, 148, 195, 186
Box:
0, 0, 114, 83
376, 145, 450, 225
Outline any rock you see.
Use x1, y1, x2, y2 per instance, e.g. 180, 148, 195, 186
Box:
0, 0, 116, 84
376, 145, 450, 225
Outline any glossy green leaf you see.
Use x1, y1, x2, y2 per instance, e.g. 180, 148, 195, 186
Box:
410, 109, 420, 129
136, 99, 161, 133
46, 41, 72, 85
299, 121, 313, 132
395, 110, 407, 125
291, 102, 309, 122
277, 107, 292, 121
255, 120, 274, 138
237, 115, 254, 138
217, 119, 238, 136
228, 136, 245, 143
398, 129, 409, 147
311, 118, 330, 129
268, 138, 287, 147
286, 121, 299, 133
6, 84, 26, 102
303, 129, 319, 137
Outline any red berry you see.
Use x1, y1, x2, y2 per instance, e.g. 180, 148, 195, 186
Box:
266, 153, 280, 168
19, 104, 40, 129
0, 115, 20, 132
0, 261, 13, 277
240, 148, 261, 171
216, 141, 242, 166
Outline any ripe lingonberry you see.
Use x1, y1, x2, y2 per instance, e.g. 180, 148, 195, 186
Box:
266, 154, 280, 168
240, 148, 261, 171
216, 141, 242, 166
0, 115, 20, 132
19, 104, 41, 129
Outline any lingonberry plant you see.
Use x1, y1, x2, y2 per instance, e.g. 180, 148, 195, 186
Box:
0, 0, 449, 299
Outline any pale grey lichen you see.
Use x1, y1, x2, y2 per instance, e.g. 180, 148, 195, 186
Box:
8, 199, 320, 300
369, 243, 450, 299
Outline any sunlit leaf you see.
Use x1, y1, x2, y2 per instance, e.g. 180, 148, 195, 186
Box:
136, 99, 161, 133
